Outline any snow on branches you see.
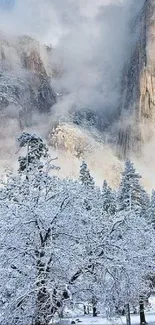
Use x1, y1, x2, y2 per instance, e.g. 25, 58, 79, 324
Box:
0, 135, 155, 325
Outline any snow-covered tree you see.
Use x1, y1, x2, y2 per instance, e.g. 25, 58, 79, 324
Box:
102, 180, 116, 215
140, 187, 150, 219
85, 209, 155, 319
148, 190, 155, 228
117, 160, 148, 215
0, 133, 89, 325
79, 161, 95, 189
0, 133, 154, 325
17, 132, 49, 173
69, 182, 155, 319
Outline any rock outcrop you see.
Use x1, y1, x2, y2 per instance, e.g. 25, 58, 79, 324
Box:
0, 1, 154, 161
0, 33, 56, 128
117, 0, 155, 157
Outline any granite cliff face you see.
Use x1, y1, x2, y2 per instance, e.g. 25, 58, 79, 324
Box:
0, 1, 155, 161
117, 0, 155, 157
0, 33, 56, 129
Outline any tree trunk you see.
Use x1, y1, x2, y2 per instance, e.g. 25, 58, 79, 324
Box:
92, 296, 97, 317
125, 304, 131, 325
35, 251, 51, 324
34, 227, 52, 325
93, 306, 97, 317
35, 283, 51, 325
139, 297, 146, 325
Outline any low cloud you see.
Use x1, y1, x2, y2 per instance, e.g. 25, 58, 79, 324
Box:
0, 0, 148, 187
0, 0, 145, 116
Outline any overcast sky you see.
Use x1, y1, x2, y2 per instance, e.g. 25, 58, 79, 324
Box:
0, 0, 14, 9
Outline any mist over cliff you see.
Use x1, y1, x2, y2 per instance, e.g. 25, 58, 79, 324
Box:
0, 0, 144, 115
0, 0, 155, 189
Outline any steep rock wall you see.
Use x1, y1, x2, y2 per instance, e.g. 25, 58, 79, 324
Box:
117, 0, 155, 158
0, 33, 56, 128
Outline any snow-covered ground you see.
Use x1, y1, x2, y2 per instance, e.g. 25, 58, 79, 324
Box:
51, 296, 155, 325
53, 313, 155, 325
51, 313, 155, 325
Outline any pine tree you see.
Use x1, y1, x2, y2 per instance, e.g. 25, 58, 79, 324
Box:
79, 161, 95, 189
17, 132, 48, 173
102, 180, 116, 215
117, 160, 146, 214
148, 190, 155, 228
140, 187, 150, 219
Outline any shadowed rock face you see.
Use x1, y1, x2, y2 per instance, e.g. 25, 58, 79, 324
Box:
68, 1, 155, 159
117, 0, 155, 158
0, 34, 56, 128
0, 2, 154, 159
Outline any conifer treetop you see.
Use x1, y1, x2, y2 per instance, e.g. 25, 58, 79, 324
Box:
17, 132, 49, 172
79, 161, 95, 189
